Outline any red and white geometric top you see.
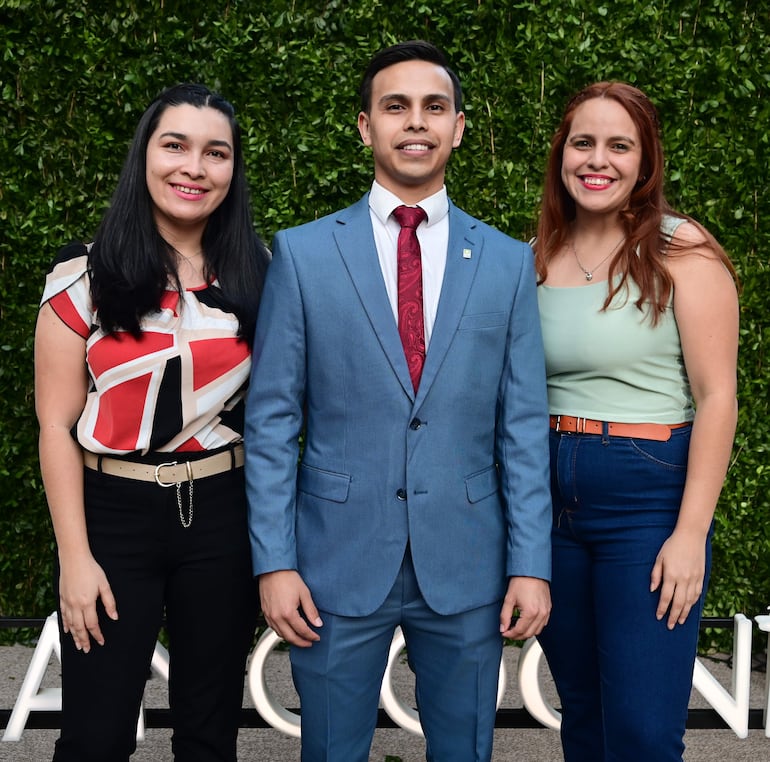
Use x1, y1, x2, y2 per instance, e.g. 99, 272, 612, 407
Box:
40, 243, 251, 455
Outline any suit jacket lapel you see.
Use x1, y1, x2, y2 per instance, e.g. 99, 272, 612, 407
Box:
416, 203, 481, 405
334, 196, 415, 397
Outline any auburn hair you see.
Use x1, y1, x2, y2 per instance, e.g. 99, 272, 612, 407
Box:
534, 81, 735, 324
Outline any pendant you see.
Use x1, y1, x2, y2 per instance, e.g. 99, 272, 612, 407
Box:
585, 272, 593, 281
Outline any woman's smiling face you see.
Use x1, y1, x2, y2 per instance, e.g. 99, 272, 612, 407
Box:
145, 103, 234, 238
561, 96, 642, 219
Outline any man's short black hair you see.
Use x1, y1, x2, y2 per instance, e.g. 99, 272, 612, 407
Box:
359, 40, 463, 114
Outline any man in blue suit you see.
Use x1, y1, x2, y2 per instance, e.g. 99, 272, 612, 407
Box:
244, 40, 552, 761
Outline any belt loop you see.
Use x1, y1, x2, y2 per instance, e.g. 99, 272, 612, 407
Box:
601, 420, 610, 446
96, 454, 104, 473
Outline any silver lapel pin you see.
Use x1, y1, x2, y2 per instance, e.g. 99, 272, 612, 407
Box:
462, 248, 472, 259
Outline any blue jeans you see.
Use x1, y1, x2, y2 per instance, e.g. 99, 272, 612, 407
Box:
537, 425, 710, 762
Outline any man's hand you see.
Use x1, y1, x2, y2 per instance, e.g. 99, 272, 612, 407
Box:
259, 570, 323, 647
499, 576, 551, 640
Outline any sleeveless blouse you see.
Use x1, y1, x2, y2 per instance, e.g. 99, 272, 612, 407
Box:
537, 217, 694, 424
40, 243, 251, 455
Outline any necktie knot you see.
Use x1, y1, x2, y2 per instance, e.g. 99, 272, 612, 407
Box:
393, 205, 427, 230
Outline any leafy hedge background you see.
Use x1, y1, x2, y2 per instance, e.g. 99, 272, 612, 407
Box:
1, 0, 768, 650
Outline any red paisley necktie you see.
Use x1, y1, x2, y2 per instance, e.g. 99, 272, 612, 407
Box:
393, 204, 428, 392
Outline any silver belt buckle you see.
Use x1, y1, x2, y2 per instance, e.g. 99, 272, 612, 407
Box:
154, 461, 178, 487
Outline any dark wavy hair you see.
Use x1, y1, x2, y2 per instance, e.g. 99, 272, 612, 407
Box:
89, 83, 269, 343
359, 40, 463, 114
534, 81, 735, 323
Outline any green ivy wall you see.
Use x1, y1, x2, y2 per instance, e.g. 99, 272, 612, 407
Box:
1, 0, 768, 648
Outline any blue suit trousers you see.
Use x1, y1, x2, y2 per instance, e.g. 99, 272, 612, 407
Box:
291, 547, 503, 762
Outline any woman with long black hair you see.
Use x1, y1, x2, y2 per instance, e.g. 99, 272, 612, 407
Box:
35, 83, 270, 761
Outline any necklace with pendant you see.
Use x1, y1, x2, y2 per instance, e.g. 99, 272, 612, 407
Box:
570, 234, 625, 281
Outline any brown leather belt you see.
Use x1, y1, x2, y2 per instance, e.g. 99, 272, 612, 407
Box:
83, 445, 244, 486
549, 415, 689, 442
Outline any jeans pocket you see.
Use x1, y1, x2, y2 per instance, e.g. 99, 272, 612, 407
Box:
627, 429, 690, 470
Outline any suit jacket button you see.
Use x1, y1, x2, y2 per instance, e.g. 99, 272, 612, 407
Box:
396, 489, 407, 501
409, 418, 422, 430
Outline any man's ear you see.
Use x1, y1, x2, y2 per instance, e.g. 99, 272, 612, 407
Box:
452, 111, 466, 149
358, 111, 372, 146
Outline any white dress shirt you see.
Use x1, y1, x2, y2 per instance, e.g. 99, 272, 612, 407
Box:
367, 180, 449, 348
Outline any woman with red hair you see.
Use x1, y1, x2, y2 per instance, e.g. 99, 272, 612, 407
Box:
534, 82, 738, 761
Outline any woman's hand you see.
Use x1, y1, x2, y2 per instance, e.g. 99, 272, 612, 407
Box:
650, 529, 706, 630
36, 302, 118, 653
58, 554, 118, 653
650, 223, 738, 631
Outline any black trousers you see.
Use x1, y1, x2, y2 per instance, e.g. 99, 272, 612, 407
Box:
53, 458, 258, 762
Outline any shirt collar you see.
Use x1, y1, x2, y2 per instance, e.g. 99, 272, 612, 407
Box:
369, 181, 449, 228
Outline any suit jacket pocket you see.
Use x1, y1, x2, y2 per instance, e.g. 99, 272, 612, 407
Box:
458, 312, 507, 331
465, 465, 499, 503
297, 463, 351, 503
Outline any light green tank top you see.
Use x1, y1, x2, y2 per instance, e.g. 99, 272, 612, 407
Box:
537, 216, 694, 424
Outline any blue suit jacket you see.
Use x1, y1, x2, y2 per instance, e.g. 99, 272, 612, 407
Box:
244, 195, 551, 617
